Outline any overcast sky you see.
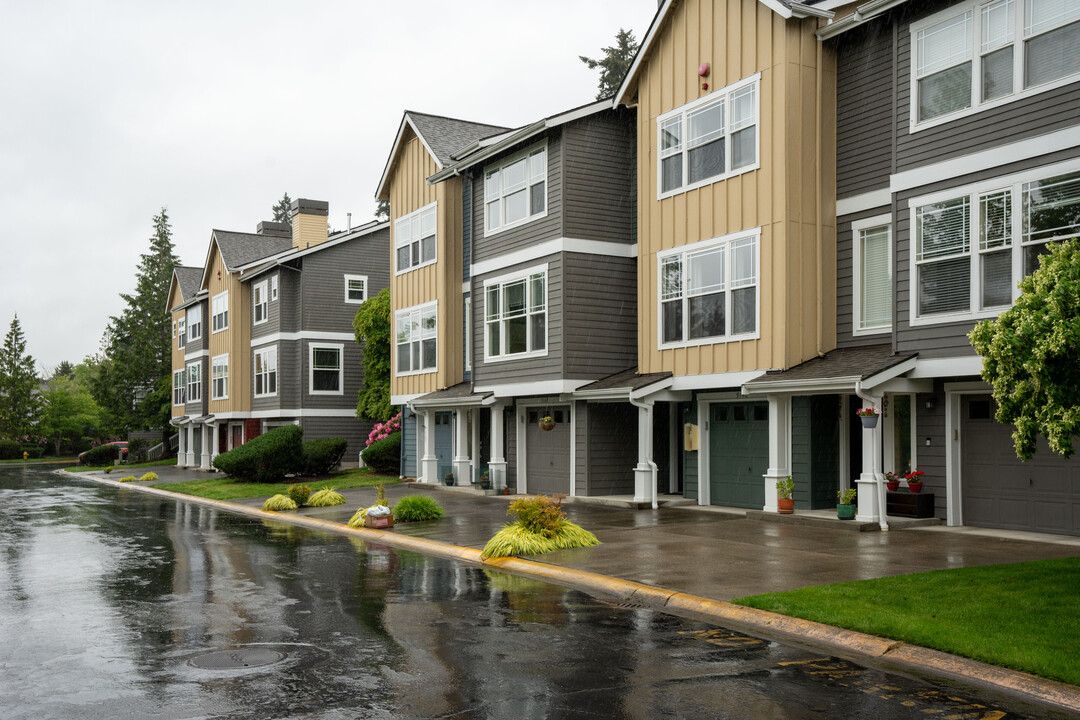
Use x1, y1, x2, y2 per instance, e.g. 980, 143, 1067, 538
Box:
0, 0, 658, 372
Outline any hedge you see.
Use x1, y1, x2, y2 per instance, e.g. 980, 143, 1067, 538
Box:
81, 443, 121, 465
360, 431, 400, 475
0, 440, 22, 460
212, 425, 303, 482
300, 437, 348, 476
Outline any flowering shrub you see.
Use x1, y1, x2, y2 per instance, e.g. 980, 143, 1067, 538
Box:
366, 413, 402, 447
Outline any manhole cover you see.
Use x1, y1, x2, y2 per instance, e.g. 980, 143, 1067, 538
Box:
189, 648, 286, 669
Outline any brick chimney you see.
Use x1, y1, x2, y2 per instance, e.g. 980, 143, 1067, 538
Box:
256, 220, 291, 238
290, 199, 329, 249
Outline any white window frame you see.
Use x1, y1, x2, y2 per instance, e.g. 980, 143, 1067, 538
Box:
186, 305, 202, 341
211, 291, 229, 333
253, 345, 277, 398
253, 280, 269, 325
394, 300, 438, 377
172, 369, 186, 406
464, 295, 472, 372
211, 353, 229, 400
309, 343, 344, 395
394, 202, 437, 275
177, 317, 186, 349
484, 140, 548, 236
910, 0, 1080, 132
186, 361, 202, 403
852, 215, 894, 336
908, 156, 1080, 326
656, 228, 761, 349
270, 274, 278, 301
482, 264, 548, 363
656, 73, 761, 200
344, 274, 368, 304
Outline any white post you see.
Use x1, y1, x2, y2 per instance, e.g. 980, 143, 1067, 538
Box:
199, 423, 213, 470
453, 408, 470, 485
763, 394, 791, 513
631, 400, 654, 504
175, 427, 186, 468
421, 409, 437, 484
855, 395, 883, 525
489, 404, 507, 490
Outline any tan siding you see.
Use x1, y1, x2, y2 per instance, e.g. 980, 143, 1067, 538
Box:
292, 213, 328, 250
205, 247, 251, 414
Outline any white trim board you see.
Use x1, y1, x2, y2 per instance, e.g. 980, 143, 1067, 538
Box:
470, 238, 636, 278
837, 188, 891, 217
251, 331, 355, 348
473, 379, 590, 398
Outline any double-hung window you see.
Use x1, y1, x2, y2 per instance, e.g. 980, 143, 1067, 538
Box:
172, 370, 186, 406
658, 229, 759, 347
253, 281, 268, 325
212, 291, 228, 333
270, 274, 278, 301
913, 0, 1080, 126
309, 344, 342, 394
254, 346, 277, 397
658, 74, 759, 198
485, 143, 547, 234
211, 354, 229, 400
177, 318, 186, 349
853, 217, 894, 334
186, 362, 202, 403
187, 305, 202, 341
395, 203, 436, 273
484, 267, 546, 360
344, 274, 367, 303
395, 302, 437, 375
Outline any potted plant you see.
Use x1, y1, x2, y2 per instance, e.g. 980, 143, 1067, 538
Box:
837, 487, 857, 520
364, 485, 394, 529
776, 476, 795, 514
538, 414, 556, 431
884, 471, 902, 492
855, 407, 880, 428
479, 471, 492, 491
444, 472, 455, 486
906, 470, 925, 493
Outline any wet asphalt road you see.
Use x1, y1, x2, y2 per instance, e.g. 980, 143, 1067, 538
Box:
0, 465, 1070, 719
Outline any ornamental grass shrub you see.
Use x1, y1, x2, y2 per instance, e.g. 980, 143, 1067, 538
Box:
307, 489, 346, 507
81, 443, 121, 466
212, 425, 302, 482
360, 431, 400, 475
393, 495, 445, 522
118, 475, 137, 483
300, 437, 348, 476
480, 494, 599, 559
262, 494, 298, 512
138, 472, 158, 482
287, 484, 312, 507
347, 508, 365, 528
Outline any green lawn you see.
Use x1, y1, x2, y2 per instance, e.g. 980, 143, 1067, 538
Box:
65, 458, 178, 472
151, 469, 400, 501
1, 456, 78, 464
733, 557, 1080, 685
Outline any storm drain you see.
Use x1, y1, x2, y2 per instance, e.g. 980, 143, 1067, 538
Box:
189, 648, 286, 670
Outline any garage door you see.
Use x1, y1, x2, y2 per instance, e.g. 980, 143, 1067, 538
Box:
525, 407, 571, 495
709, 401, 769, 509
962, 395, 1080, 536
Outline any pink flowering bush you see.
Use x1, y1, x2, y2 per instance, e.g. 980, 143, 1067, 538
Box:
366, 412, 402, 447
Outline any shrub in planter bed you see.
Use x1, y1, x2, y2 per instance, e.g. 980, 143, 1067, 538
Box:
139, 472, 158, 482
262, 494, 298, 512
118, 476, 137, 483
307, 488, 346, 507
212, 425, 302, 482
360, 431, 400, 475
287, 484, 312, 507
82, 443, 121, 466
300, 437, 348, 476
481, 494, 599, 559
393, 495, 444, 522
0, 440, 21, 459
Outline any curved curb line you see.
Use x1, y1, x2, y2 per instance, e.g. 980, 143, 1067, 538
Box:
65, 471, 1080, 714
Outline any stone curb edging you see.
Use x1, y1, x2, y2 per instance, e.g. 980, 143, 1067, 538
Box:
65, 471, 1080, 714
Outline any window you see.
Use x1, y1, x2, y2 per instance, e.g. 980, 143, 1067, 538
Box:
910, 163, 1080, 323
657, 74, 759, 198
177, 318, 186, 349
271, 274, 278, 301
854, 218, 893, 334
395, 203, 436, 273
484, 267, 546, 360
253, 280, 268, 325
254, 346, 277, 397
172, 370, 186, 406
464, 295, 472, 372
395, 302, 437, 375
658, 229, 759, 347
912, 0, 1080, 126
344, 274, 367, 304
211, 354, 229, 400
186, 362, 202, 403
310, 343, 343, 394
212, 291, 228, 333
187, 305, 202, 341
485, 143, 547, 234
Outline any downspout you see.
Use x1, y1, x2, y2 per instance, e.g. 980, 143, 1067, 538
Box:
815, 27, 825, 358
854, 380, 889, 531
629, 392, 659, 509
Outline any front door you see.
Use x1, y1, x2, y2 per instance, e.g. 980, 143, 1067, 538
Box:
709, 401, 769, 508
230, 423, 244, 450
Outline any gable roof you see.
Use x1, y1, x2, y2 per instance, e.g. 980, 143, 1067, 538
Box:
375, 111, 509, 200
817, 0, 909, 40
200, 230, 293, 289
235, 220, 390, 281
614, 0, 834, 107
167, 265, 205, 312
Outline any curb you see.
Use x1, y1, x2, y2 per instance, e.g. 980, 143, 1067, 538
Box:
63, 470, 1080, 714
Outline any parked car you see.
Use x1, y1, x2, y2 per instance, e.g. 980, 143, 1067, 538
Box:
79, 441, 129, 464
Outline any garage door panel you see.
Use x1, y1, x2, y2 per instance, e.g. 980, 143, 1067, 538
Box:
525, 407, 571, 495
709, 401, 768, 509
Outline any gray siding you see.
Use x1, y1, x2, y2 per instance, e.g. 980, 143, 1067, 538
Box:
682, 399, 699, 499
299, 229, 390, 334
251, 272, 284, 341
250, 338, 301, 412
401, 407, 416, 477
561, 109, 636, 243
300, 415, 374, 465
916, 384, 947, 519
790, 395, 841, 509
574, 400, 588, 496
586, 402, 636, 495
563, 253, 637, 378
301, 339, 364, 410
280, 271, 300, 333
836, 207, 894, 349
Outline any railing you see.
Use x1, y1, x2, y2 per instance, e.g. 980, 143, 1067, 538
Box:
146, 434, 179, 461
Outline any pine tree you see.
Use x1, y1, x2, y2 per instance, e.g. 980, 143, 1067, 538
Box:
273, 193, 293, 227
0, 314, 41, 440
579, 29, 640, 100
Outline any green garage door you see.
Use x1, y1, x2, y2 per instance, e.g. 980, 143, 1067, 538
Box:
709, 401, 769, 509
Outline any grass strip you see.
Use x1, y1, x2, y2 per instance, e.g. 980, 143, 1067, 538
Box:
152, 471, 399, 501
733, 557, 1080, 686
65, 458, 178, 472
1, 456, 78, 464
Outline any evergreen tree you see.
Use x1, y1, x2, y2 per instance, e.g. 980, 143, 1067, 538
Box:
375, 200, 390, 222
353, 288, 393, 421
579, 28, 639, 100
0, 314, 41, 440
273, 193, 293, 227
51, 360, 75, 379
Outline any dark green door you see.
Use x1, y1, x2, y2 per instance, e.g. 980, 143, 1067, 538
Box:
709, 401, 769, 508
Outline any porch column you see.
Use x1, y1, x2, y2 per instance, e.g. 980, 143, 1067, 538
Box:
420, 409, 438, 484
489, 403, 507, 490
763, 394, 792, 513
199, 423, 213, 470
856, 396, 883, 523
632, 400, 655, 504
175, 427, 186, 467
453, 408, 471, 485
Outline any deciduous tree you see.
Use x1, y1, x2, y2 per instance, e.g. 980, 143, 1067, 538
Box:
39, 374, 102, 456
353, 287, 393, 421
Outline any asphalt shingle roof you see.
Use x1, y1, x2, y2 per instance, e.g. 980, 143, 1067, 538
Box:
174, 266, 203, 302
744, 345, 916, 385
407, 112, 510, 166
212, 230, 292, 271
576, 368, 672, 393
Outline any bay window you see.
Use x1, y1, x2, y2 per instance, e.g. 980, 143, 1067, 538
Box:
484, 267, 546, 360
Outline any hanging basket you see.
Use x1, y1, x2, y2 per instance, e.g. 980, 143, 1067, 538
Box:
538, 419, 556, 431
859, 415, 879, 429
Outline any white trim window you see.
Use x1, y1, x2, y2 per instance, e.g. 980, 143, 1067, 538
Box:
186, 361, 202, 403
172, 369, 186, 406
395, 301, 437, 376
253, 280, 269, 325
270, 274, 278, 301
309, 343, 343, 395
395, 203, 436, 274
912, 0, 1080, 127
658, 228, 760, 348
253, 346, 277, 397
853, 216, 893, 335
344, 274, 367, 304
657, 73, 760, 199
484, 265, 547, 361
177, 317, 186, 349
211, 291, 228, 333
187, 305, 202, 341
910, 160, 1080, 324
485, 142, 547, 235
464, 295, 472, 372
211, 354, 229, 400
